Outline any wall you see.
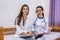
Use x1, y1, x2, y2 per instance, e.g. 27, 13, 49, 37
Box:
0, 0, 50, 28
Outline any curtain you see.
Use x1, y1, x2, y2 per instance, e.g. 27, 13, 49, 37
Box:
49, 0, 60, 26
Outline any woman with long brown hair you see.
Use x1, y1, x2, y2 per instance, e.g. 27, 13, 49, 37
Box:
14, 4, 33, 40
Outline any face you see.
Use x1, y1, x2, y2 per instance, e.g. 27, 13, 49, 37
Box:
22, 6, 29, 15
36, 8, 43, 16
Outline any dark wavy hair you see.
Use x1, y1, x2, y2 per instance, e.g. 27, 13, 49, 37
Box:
36, 6, 44, 17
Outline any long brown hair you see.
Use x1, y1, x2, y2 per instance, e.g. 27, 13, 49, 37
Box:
14, 4, 29, 26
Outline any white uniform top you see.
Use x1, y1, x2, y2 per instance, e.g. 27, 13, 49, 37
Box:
14, 17, 34, 38
33, 17, 49, 34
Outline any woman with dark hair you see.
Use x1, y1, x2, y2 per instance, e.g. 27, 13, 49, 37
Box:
14, 4, 33, 40
33, 6, 49, 40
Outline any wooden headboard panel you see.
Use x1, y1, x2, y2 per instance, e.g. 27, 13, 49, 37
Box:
0, 25, 60, 35
4, 27, 16, 35
49, 25, 60, 32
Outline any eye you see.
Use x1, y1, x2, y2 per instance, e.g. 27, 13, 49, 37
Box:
23, 8, 25, 10
36, 10, 41, 12
26, 8, 28, 10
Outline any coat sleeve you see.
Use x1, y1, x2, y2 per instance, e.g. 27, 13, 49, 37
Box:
31, 18, 37, 32
14, 18, 23, 37
44, 17, 49, 33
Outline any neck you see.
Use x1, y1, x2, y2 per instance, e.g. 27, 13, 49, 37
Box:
23, 14, 27, 21
23, 14, 27, 17
23, 14, 27, 26
38, 14, 43, 18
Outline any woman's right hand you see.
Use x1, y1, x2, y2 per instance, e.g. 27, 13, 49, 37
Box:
20, 32, 27, 36
20, 32, 32, 36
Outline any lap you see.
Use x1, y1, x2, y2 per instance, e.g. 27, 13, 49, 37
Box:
24, 37, 33, 40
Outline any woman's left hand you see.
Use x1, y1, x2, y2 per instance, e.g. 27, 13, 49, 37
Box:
43, 32, 50, 34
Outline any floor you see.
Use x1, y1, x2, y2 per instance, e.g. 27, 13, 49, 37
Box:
4, 32, 60, 40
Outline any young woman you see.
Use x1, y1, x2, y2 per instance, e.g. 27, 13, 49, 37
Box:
33, 6, 49, 40
14, 4, 33, 40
